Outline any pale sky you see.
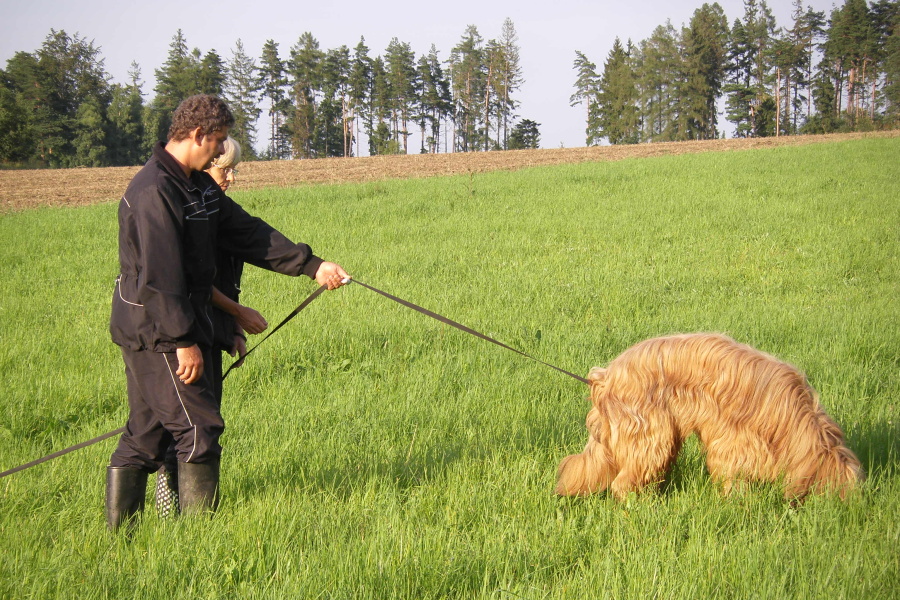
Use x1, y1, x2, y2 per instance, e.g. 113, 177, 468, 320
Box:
1, 0, 839, 152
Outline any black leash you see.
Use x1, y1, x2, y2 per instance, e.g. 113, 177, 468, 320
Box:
0, 426, 125, 479
348, 279, 589, 385
0, 284, 329, 480
222, 284, 327, 380
1, 278, 587, 479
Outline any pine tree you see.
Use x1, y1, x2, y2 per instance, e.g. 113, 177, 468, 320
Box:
349, 38, 373, 157
725, 18, 754, 136
597, 38, 639, 144
635, 22, 680, 141
869, 0, 899, 123
787, 1, 826, 130
415, 46, 452, 153
258, 39, 290, 159
385, 38, 417, 153
675, 3, 729, 140
570, 50, 601, 146
197, 50, 225, 96
288, 32, 324, 158
0, 29, 111, 167
881, 2, 900, 122
450, 26, 486, 152
725, 0, 778, 137
321, 45, 351, 157
497, 18, 523, 150
368, 56, 396, 155
483, 38, 502, 150
507, 118, 540, 149
225, 39, 262, 158
106, 63, 145, 165
827, 0, 877, 127
770, 32, 793, 136
806, 69, 841, 132
24, 30, 112, 166
154, 30, 194, 114
149, 30, 206, 150
72, 96, 107, 166
751, 0, 778, 135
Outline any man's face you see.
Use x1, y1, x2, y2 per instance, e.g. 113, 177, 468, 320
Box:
196, 128, 228, 171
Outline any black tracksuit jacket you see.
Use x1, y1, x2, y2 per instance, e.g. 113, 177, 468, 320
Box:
110, 142, 323, 353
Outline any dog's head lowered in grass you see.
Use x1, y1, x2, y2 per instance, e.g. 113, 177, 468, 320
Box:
556, 333, 863, 501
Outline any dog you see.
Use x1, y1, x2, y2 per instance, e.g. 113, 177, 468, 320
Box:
556, 333, 863, 501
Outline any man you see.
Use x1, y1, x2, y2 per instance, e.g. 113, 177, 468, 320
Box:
106, 94, 349, 530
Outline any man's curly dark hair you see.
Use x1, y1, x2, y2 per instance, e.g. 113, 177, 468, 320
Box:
168, 94, 235, 141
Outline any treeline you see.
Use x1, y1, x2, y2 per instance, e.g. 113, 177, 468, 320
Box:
0, 19, 535, 168
4, 1, 897, 168
572, 0, 900, 144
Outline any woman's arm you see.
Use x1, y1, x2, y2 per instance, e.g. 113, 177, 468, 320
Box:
211, 286, 269, 335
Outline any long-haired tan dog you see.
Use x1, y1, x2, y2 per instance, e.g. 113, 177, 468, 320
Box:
556, 333, 863, 500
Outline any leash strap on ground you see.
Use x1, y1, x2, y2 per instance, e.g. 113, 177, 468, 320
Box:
222, 284, 327, 380
1, 285, 328, 479
0, 426, 125, 479
349, 279, 589, 385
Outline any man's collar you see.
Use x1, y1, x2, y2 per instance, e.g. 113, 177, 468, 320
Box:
153, 142, 195, 188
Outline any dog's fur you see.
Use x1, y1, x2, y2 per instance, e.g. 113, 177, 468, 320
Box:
556, 333, 863, 501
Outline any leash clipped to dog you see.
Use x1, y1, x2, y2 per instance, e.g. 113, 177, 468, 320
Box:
347, 279, 589, 385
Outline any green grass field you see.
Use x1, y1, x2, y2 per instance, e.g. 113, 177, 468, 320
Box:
0, 137, 898, 599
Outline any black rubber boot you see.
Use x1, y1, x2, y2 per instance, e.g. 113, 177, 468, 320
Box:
155, 465, 180, 518
178, 460, 220, 516
105, 466, 148, 531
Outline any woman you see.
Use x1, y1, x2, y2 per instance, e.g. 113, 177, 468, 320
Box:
208, 137, 268, 393
155, 137, 268, 517
207, 136, 240, 193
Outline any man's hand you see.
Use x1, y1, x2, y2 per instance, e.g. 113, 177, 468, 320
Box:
315, 262, 351, 290
176, 344, 204, 384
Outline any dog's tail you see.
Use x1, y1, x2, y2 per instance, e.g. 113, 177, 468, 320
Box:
587, 366, 607, 384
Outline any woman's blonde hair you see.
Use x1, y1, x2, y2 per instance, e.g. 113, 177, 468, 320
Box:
212, 136, 242, 169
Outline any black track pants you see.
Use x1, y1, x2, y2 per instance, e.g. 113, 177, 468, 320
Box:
110, 347, 225, 471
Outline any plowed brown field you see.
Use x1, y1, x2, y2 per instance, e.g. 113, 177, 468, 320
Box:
2, 131, 896, 213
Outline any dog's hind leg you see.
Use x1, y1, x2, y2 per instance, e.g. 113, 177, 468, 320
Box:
704, 432, 778, 496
